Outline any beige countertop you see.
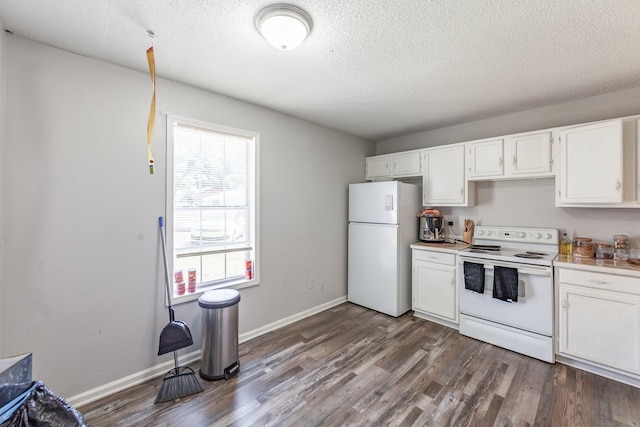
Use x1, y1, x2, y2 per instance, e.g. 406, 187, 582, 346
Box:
554, 254, 640, 278
410, 241, 469, 254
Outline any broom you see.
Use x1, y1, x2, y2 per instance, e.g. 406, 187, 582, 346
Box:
155, 216, 203, 403
155, 353, 203, 403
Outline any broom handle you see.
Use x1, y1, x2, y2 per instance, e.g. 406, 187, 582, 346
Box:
159, 216, 175, 320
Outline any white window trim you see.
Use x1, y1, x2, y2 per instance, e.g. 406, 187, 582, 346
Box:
166, 115, 260, 304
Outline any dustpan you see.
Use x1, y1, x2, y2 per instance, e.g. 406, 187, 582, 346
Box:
158, 309, 193, 355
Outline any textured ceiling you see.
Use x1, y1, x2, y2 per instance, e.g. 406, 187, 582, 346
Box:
1, 0, 639, 141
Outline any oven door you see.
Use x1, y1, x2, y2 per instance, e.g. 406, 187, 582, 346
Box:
458, 257, 553, 336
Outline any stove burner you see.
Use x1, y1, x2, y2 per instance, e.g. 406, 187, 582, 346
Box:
514, 253, 543, 259
525, 251, 547, 256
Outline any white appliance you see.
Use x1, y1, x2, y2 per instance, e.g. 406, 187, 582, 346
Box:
458, 226, 559, 363
348, 181, 420, 317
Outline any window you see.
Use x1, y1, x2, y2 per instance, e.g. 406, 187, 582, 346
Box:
167, 116, 258, 299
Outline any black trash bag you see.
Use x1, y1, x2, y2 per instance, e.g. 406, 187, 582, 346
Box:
5, 381, 93, 427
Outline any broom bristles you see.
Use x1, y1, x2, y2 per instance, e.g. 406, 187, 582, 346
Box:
155, 366, 203, 404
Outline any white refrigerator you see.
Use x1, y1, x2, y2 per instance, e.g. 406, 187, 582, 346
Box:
348, 181, 421, 317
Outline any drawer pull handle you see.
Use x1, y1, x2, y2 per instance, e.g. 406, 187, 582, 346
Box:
588, 279, 611, 285
562, 298, 567, 311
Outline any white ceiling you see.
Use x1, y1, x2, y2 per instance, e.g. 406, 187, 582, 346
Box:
1, 1, 639, 141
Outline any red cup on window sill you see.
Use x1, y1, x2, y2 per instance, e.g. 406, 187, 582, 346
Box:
245, 260, 253, 280
174, 270, 184, 284
175, 281, 185, 295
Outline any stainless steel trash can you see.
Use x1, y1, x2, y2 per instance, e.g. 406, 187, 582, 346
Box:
198, 289, 241, 380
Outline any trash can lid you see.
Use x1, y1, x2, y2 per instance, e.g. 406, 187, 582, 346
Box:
198, 289, 241, 309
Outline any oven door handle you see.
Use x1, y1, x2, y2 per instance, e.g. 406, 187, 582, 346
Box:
460, 260, 552, 277
483, 265, 551, 277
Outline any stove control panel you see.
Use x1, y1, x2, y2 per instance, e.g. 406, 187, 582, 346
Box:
473, 226, 559, 244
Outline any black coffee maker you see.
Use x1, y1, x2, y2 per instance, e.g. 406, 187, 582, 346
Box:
419, 216, 445, 242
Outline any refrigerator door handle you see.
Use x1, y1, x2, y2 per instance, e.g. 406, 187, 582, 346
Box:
385, 194, 394, 211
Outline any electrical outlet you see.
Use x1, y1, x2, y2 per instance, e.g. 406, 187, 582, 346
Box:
447, 220, 454, 226
308, 278, 314, 289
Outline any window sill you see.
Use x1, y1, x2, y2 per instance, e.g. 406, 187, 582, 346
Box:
171, 278, 259, 306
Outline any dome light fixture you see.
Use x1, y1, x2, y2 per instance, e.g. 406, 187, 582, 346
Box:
255, 4, 312, 50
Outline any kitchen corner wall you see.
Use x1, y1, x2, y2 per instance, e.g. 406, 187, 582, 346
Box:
1, 35, 373, 399
0, 24, 5, 357
376, 89, 640, 246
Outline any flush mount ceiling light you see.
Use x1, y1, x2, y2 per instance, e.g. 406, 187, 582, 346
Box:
255, 4, 312, 50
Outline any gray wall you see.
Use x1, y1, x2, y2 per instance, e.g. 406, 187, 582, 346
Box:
377, 88, 640, 153
1, 35, 373, 398
0, 23, 5, 356
376, 88, 640, 246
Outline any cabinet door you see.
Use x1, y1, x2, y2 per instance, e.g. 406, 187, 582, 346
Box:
413, 259, 457, 323
558, 120, 623, 203
468, 138, 504, 179
423, 145, 465, 205
558, 283, 640, 374
366, 155, 391, 180
392, 151, 422, 177
507, 131, 553, 176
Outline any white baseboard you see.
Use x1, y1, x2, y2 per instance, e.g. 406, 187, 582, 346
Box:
68, 296, 347, 408
238, 296, 347, 343
67, 350, 201, 408
555, 354, 640, 389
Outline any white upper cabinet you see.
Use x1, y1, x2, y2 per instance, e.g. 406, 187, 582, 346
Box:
468, 131, 554, 180
556, 118, 638, 206
366, 150, 422, 180
391, 151, 422, 177
422, 144, 474, 206
506, 131, 553, 177
468, 138, 504, 179
365, 155, 391, 180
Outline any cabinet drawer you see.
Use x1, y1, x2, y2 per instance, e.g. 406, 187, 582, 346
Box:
413, 249, 456, 265
558, 268, 640, 295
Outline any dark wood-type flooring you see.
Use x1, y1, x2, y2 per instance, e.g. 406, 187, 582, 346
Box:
80, 303, 640, 426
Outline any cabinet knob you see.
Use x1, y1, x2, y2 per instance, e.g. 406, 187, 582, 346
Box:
561, 298, 567, 311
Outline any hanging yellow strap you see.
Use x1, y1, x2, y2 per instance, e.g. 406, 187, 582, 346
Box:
147, 46, 156, 174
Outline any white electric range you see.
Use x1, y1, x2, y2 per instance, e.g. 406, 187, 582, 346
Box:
457, 226, 559, 363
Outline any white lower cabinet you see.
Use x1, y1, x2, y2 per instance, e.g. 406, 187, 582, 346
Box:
557, 268, 640, 376
412, 248, 458, 328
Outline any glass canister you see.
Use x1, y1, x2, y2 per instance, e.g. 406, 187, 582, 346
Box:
594, 243, 613, 259
572, 237, 593, 258
613, 235, 630, 260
